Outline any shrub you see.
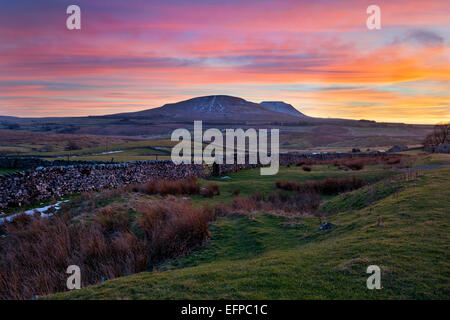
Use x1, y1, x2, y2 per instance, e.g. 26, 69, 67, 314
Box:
201, 183, 220, 198
65, 140, 82, 151
94, 204, 130, 234
275, 180, 301, 191
343, 159, 365, 170
232, 189, 241, 197
134, 177, 200, 196
136, 199, 214, 261
276, 177, 365, 195
302, 166, 312, 172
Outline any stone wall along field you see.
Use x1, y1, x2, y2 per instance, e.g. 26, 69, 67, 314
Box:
0, 152, 392, 209
0, 161, 204, 209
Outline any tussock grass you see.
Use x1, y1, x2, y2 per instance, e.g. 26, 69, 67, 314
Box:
131, 177, 200, 196
276, 176, 365, 195
0, 196, 213, 299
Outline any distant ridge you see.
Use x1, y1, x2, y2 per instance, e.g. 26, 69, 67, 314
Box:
116, 95, 308, 121
0, 94, 433, 138
260, 101, 306, 117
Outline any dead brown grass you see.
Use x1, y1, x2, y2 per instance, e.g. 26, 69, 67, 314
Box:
0, 197, 213, 300
201, 183, 220, 198
276, 176, 365, 195
231, 189, 320, 215
132, 177, 200, 196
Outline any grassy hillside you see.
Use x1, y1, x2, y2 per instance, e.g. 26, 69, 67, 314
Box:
48, 157, 450, 300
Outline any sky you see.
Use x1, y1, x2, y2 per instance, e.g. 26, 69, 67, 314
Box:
0, 0, 449, 124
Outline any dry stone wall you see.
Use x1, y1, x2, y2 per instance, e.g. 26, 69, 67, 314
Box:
0, 161, 204, 209
0, 152, 390, 209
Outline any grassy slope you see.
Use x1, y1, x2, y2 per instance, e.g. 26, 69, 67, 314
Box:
50, 163, 450, 300
0, 168, 16, 175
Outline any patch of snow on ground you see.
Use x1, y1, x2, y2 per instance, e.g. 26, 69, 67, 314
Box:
0, 200, 69, 225
96, 150, 124, 155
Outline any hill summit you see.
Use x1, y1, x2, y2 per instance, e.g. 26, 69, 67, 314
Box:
117, 95, 307, 121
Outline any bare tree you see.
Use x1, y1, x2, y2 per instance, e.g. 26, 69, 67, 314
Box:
65, 140, 82, 151
424, 123, 449, 152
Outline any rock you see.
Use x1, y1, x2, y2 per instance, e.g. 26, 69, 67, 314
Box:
388, 144, 408, 153
318, 222, 335, 231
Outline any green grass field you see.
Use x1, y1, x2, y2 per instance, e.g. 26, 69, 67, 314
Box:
47, 155, 450, 300
0, 168, 17, 175
193, 163, 396, 207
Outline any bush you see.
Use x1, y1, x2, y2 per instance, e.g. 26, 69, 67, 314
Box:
232, 189, 240, 197
343, 159, 365, 170
65, 140, 82, 151
276, 177, 365, 195
201, 183, 220, 198
94, 204, 130, 234
302, 166, 312, 172
275, 180, 301, 191
136, 199, 214, 261
134, 177, 200, 196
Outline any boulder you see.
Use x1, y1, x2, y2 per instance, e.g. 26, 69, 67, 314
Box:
318, 222, 335, 231
388, 144, 408, 153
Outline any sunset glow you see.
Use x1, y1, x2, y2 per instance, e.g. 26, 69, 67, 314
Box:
0, 0, 449, 123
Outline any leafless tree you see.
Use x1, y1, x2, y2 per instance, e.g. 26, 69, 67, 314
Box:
65, 140, 82, 151
423, 123, 449, 151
